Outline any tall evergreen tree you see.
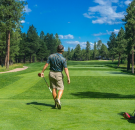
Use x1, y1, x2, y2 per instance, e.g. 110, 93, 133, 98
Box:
40, 31, 45, 40
37, 31, 48, 61
0, 0, 26, 68
45, 33, 57, 54
107, 32, 117, 62
0, 31, 6, 65
100, 44, 108, 59
115, 27, 127, 67
81, 49, 86, 61
97, 40, 102, 50
74, 44, 81, 60
55, 33, 61, 47
123, 0, 135, 73
19, 32, 27, 63
10, 29, 21, 64
27, 25, 39, 63
93, 42, 97, 59
86, 41, 90, 60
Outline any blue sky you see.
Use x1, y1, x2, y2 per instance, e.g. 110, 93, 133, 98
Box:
21, 0, 132, 51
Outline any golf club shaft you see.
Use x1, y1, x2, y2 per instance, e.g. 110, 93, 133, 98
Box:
43, 77, 52, 93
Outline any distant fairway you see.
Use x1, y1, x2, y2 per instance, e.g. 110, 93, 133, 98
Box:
0, 61, 135, 130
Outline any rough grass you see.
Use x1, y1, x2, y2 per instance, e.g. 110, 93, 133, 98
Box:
0, 63, 23, 72
0, 60, 135, 130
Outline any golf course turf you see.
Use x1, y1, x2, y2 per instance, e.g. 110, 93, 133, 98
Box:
0, 60, 135, 130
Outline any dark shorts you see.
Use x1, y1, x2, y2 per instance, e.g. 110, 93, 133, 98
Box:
49, 71, 64, 90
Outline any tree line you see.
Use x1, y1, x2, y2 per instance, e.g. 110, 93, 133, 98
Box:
63, 40, 108, 61
0, 25, 61, 64
0, 0, 135, 73
107, 0, 135, 73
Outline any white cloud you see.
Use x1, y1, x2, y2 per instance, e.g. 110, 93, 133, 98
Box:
83, 0, 126, 24
125, 0, 132, 5
58, 34, 74, 39
93, 29, 119, 36
24, 5, 32, 13
20, 20, 25, 23
113, 29, 119, 34
65, 41, 94, 49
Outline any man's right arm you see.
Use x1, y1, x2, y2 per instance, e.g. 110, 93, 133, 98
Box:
64, 68, 70, 84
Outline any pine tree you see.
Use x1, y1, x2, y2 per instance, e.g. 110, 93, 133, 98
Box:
37, 31, 49, 61
45, 33, 56, 54
93, 42, 97, 59
27, 25, 39, 63
74, 44, 81, 60
107, 32, 117, 62
100, 44, 108, 59
122, 0, 135, 73
55, 33, 61, 47
0, 0, 26, 68
18, 32, 27, 63
10, 29, 21, 64
0, 31, 6, 66
115, 27, 127, 67
86, 41, 90, 60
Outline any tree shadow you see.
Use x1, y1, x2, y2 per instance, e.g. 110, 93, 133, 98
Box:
71, 91, 135, 98
106, 65, 135, 76
26, 102, 55, 110
107, 72, 130, 75
118, 112, 135, 124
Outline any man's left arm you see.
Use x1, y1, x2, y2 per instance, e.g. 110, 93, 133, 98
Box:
41, 63, 49, 77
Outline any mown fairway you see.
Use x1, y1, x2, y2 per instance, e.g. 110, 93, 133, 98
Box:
0, 61, 135, 130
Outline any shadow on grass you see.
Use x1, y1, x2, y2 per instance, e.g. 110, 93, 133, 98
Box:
71, 91, 135, 98
118, 112, 135, 124
26, 102, 55, 110
106, 65, 135, 76
107, 72, 130, 75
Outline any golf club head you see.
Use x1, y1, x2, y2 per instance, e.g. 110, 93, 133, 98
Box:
38, 73, 44, 77
38, 73, 41, 77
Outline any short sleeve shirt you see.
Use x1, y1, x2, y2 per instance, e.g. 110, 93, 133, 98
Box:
47, 53, 67, 72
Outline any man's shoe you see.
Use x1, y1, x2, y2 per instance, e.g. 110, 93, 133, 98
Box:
55, 101, 57, 108
55, 99, 61, 109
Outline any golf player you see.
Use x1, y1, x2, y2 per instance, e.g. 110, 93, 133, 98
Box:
41, 45, 70, 109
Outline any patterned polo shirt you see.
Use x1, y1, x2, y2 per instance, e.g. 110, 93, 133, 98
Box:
47, 53, 67, 72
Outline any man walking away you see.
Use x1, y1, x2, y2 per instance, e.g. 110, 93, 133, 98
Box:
41, 45, 70, 109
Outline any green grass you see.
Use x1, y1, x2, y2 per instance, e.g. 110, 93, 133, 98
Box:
0, 60, 135, 130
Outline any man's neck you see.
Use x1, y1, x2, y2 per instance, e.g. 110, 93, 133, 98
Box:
58, 52, 63, 54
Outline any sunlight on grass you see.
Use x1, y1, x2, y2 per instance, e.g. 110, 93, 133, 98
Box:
0, 61, 135, 130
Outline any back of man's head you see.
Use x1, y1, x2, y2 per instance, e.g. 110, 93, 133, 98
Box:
57, 45, 64, 52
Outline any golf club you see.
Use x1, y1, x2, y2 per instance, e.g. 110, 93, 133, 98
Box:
43, 76, 52, 93
38, 73, 52, 93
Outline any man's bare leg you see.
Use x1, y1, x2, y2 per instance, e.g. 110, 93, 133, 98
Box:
52, 88, 58, 108
52, 88, 57, 100
58, 90, 63, 100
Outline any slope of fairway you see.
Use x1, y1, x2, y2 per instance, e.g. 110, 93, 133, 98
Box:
0, 61, 135, 130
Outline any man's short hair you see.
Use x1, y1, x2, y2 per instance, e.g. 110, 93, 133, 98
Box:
57, 45, 64, 52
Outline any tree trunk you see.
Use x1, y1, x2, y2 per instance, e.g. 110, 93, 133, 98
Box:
118, 54, 120, 67
6, 30, 10, 69
127, 54, 131, 71
132, 46, 134, 74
